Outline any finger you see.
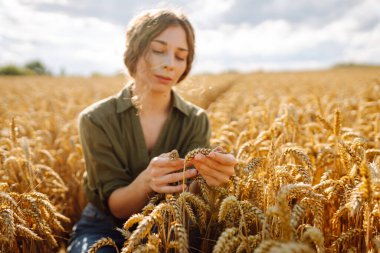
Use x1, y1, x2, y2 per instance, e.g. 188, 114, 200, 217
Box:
159, 163, 186, 175
155, 184, 188, 193
203, 176, 219, 187
159, 152, 170, 158
201, 171, 229, 187
150, 164, 186, 178
194, 161, 230, 184
193, 154, 234, 175
154, 167, 182, 177
154, 169, 198, 185
152, 156, 184, 168
213, 146, 225, 153
204, 176, 227, 187
159, 151, 180, 160
208, 152, 237, 166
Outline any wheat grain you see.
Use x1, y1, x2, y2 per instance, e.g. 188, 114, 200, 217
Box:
88, 237, 119, 253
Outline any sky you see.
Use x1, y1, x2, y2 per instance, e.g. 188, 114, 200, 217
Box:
0, 0, 379, 76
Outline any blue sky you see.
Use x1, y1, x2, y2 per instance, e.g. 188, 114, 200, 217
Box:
0, 0, 379, 76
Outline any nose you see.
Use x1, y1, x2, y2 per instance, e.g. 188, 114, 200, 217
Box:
163, 52, 175, 71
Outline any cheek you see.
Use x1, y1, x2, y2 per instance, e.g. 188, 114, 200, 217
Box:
177, 62, 187, 77
145, 52, 163, 69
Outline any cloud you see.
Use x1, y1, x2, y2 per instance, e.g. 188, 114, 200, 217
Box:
0, 0, 126, 75
189, 0, 362, 29
18, 0, 194, 26
192, 0, 380, 72
185, 0, 235, 27
0, 0, 379, 75
343, 23, 380, 62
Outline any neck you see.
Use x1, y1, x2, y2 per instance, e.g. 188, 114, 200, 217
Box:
131, 83, 172, 115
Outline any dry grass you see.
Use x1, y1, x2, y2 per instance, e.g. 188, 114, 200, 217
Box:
0, 67, 379, 252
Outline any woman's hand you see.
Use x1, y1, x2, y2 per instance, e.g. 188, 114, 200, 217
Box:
190, 147, 237, 186
142, 152, 198, 194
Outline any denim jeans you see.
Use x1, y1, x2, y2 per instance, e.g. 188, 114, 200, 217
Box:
67, 203, 124, 253
67, 203, 202, 253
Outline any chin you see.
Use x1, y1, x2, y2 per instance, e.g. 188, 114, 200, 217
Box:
151, 82, 174, 93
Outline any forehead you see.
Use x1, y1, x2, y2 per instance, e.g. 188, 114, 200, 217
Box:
152, 25, 188, 50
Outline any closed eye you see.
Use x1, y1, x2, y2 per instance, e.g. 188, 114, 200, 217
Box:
152, 49, 164, 54
176, 56, 185, 61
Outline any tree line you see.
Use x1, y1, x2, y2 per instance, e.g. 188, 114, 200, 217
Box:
0, 61, 51, 76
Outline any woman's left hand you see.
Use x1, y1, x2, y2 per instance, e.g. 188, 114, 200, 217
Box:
190, 147, 237, 187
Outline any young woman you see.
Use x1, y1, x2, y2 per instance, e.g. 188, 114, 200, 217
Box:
67, 8, 236, 253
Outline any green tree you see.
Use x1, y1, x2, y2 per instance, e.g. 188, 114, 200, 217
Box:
24, 60, 51, 75
0, 65, 32, 75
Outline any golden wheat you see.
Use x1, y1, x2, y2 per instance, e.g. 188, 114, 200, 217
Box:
1, 69, 379, 252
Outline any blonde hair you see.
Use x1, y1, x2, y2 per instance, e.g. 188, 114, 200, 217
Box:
124, 9, 195, 83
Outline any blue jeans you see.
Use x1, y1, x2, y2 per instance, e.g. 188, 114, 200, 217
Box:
67, 203, 202, 253
67, 203, 124, 253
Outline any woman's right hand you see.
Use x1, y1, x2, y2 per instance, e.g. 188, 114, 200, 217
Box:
142, 152, 198, 194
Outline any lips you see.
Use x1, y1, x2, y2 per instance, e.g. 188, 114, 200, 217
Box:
155, 75, 173, 83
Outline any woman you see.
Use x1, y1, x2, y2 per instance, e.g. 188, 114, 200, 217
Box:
67, 8, 236, 253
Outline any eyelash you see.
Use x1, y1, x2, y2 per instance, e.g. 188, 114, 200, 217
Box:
152, 50, 185, 62
152, 49, 163, 54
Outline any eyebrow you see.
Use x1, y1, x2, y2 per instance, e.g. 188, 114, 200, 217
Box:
152, 39, 188, 52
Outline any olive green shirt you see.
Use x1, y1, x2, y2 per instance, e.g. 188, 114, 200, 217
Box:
78, 84, 210, 213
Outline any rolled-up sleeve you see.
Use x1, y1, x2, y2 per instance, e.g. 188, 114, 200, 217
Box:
79, 112, 132, 211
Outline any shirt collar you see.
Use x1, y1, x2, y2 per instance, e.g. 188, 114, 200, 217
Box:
171, 89, 191, 117
116, 84, 134, 113
115, 83, 191, 117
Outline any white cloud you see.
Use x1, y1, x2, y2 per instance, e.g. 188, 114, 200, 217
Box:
0, 0, 125, 75
343, 23, 380, 62
193, 0, 380, 72
0, 0, 379, 75
187, 0, 236, 27
20, 0, 68, 4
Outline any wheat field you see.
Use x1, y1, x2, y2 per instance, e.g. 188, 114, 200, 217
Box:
0, 67, 379, 252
